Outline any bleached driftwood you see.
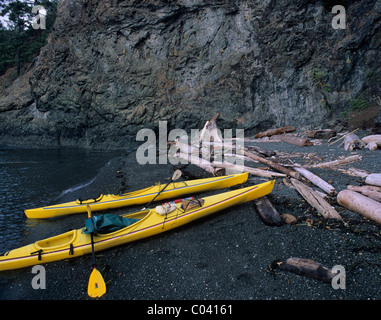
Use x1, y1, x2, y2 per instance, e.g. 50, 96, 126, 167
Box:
348, 185, 381, 202
365, 174, 381, 187
339, 167, 370, 178
338, 190, 381, 224
223, 153, 257, 163
343, 133, 365, 151
199, 113, 223, 143
174, 139, 210, 159
244, 150, 301, 179
293, 166, 337, 196
282, 178, 294, 189
365, 142, 378, 150
254, 126, 296, 138
328, 128, 359, 146
174, 152, 225, 176
201, 140, 239, 148
243, 139, 282, 143
361, 135, 381, 147
290, 178, 342, 220
306, 155, 362, 169
314, 189, 329, 199
212, 161, 286, 178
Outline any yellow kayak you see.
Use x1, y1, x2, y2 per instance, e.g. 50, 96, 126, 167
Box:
0, 180, 275, 271
24, 173, 249, 219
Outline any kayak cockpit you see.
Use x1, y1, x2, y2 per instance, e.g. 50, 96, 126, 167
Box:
35, 230, 76, 251
76, 194, 104, 205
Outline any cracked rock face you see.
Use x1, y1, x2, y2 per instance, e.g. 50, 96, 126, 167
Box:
1, 0, 380, 149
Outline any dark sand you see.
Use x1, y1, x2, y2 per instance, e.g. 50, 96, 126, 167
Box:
1, 132, 380, 303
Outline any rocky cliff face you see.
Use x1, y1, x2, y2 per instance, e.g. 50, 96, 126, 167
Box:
0, 0, 380, 149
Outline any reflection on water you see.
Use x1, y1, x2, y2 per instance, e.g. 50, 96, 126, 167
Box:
0, 147, 121, 253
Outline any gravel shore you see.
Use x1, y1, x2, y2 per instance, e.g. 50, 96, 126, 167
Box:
0, 131, 380, 302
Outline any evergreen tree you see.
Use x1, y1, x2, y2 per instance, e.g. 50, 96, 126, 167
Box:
0, 0, 58, 76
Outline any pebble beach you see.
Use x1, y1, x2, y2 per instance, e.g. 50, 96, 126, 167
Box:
0, 131, 380, 303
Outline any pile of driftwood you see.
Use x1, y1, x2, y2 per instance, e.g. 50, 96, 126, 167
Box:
328, 128, 381, 151
168, 115, 380, 227
338, 173, 381, 224
167, 116, 381, 283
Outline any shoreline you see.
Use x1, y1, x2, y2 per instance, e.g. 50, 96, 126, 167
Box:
0, 132, 381, 300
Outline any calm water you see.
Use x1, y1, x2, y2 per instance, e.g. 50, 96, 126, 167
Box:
0, 147, 122, 253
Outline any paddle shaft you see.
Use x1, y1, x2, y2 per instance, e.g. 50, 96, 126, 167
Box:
87, 206, 97, 267
143, 170, 182, 209
90, 230, 96, 267
86, 205, 107, 298
144, 180, 172, 209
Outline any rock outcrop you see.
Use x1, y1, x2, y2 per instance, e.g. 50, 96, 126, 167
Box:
0, 0, 380, 149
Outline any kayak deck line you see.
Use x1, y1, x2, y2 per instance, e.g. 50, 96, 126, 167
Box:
42, 175, 237, 210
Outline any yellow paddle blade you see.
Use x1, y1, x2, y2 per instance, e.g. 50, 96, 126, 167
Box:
172, 169, 182, 181
86, 204, 92, 218
88, 267, 106, 298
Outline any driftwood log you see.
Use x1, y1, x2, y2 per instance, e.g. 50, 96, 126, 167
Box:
361, 135, 381, 149
212, 161, 286, 178
199, 113, 222, 143
348, 185, 381, 202
328, 128, 359, 146
290, 178, 342, 220
307, 155, 362, 169
313, 189, 328, 199
343, 133, 365, 151
174, 139, 209, 159
306, 129, 336, 139
276, 257, 336, 283
340, 167, 370, 178
365, 142, 378, 150
254, 126, 296, 139
365, 174, 381, 187
282, 177, 293, 188
245, 146, 276, 157
174, 152, 225, 176
241, 138, 282, 143
293, 166, 337, 196
270, 134, 313, 147
223, 153, 257, 164
243, 150, 301, 179
338, 190, 381, 224
253, 196, 283, 226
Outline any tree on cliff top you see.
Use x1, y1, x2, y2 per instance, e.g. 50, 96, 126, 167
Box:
0, 0, 58, 76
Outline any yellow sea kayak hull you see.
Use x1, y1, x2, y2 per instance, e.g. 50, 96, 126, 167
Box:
24, 173, 249, 219
0, 180, 275, 271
